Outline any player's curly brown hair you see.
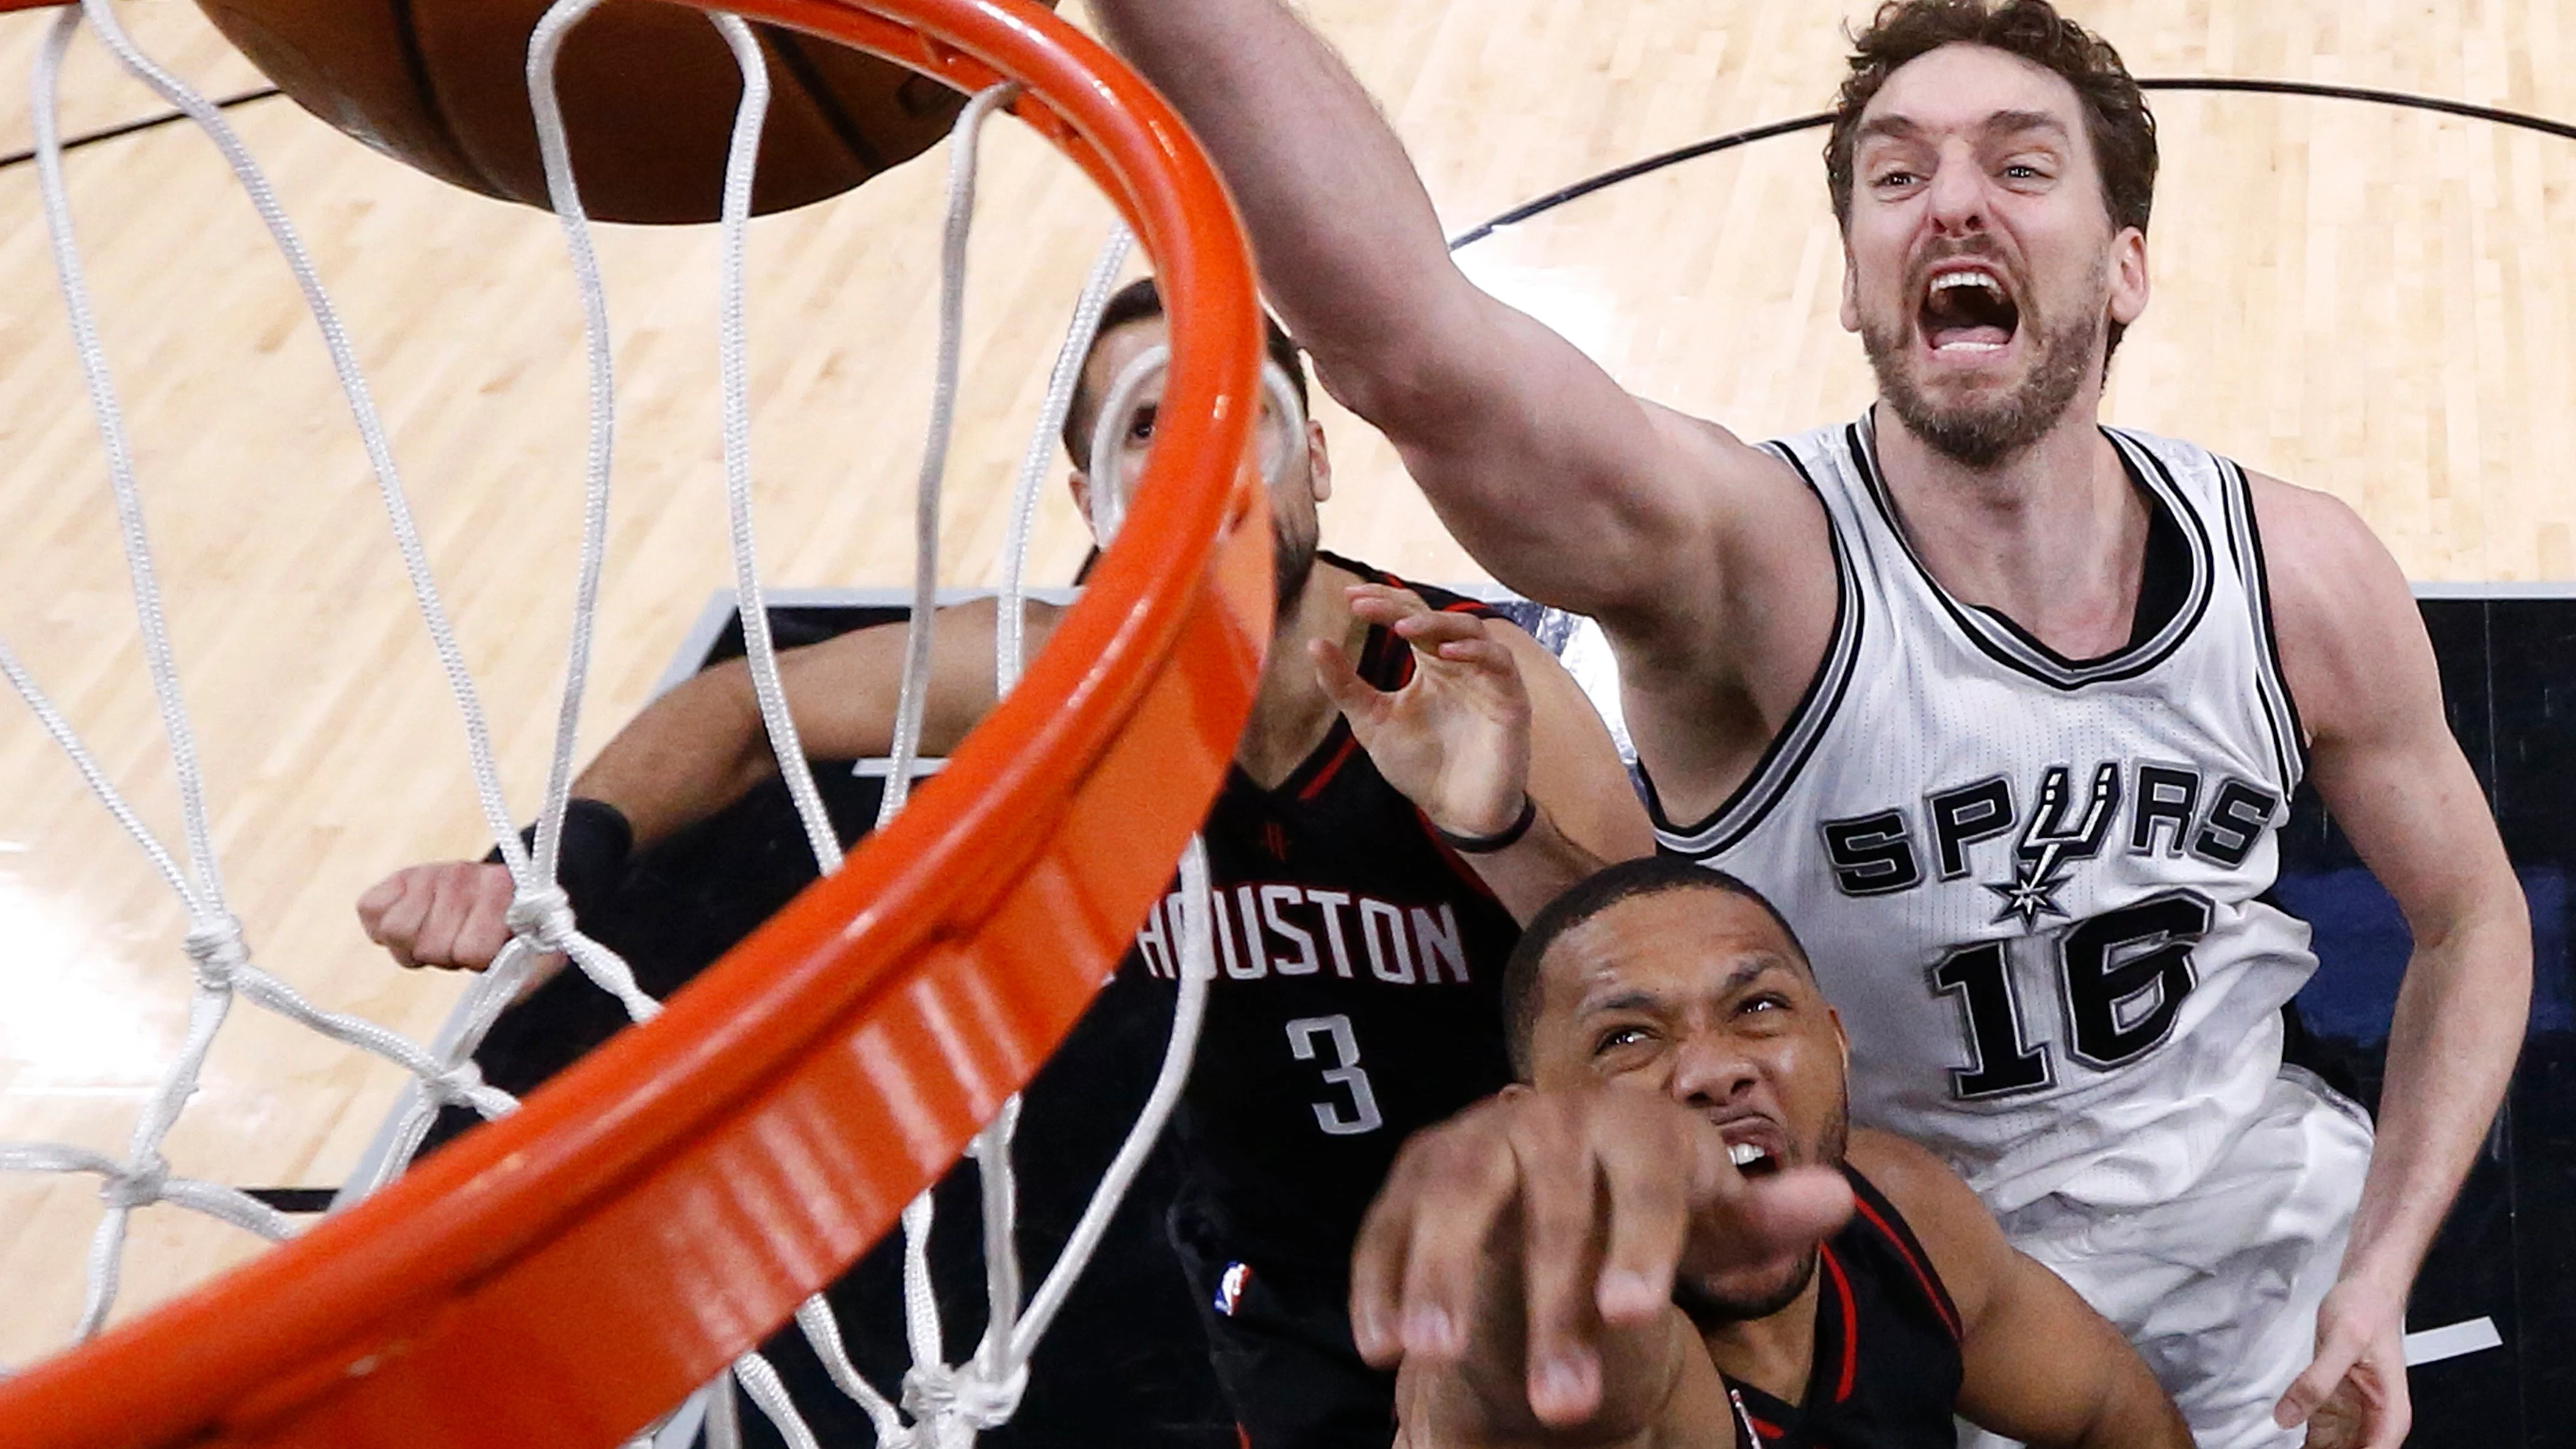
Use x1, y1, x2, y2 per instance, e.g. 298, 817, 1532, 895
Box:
1824, 0, 2158, 240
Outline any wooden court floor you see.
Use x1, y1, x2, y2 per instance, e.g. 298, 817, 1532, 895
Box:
1, 0, 2571, 1369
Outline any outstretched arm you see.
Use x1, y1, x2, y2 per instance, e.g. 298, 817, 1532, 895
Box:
357, 598, 1033, 971
1086, 0, 1806, 640
1355, 1086, 1851, 1447
2257, 478, 2531, 1449
1314, 584, 1650, 921
568, 597, 1019, 847
1847, 1134, 2191, 1449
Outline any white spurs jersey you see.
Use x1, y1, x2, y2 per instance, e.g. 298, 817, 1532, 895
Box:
1657, 412, 2315, 1215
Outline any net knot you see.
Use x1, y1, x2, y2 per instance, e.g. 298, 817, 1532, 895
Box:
183, 916, 248, 989
505, 885, 578, 952
101, 1155, 170, 1211
425, 1058, 486, 1106
902, 1361, 1028, 1433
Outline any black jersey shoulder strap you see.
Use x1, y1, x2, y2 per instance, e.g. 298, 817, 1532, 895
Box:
1841, 1164, 1963, 1342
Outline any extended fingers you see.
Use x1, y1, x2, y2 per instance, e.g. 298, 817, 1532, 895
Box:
1590, 1109, 1694, 1323
1344, 582, 1434, 627
1352, 1109, 1520, 1367
1349, 1164, 1417, 1366
1309, 637, 1377, 711
1398, 1133, 1518, 1361
1512, 1103, 1608, 1425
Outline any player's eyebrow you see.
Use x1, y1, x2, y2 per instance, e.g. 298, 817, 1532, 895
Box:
1855, 110, 2069, 147
1715, 955, 1797, 996
1980, 109, 2069, 142
1577, 987, 1662, 1018
1575, 955, 1796, 1019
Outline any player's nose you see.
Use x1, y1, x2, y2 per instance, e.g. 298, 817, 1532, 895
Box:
1923, 147, 1989, 234
1665, 1030, 1760, 1107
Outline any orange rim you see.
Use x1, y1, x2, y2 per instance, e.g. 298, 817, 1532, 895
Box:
0, 2, 1270, 1445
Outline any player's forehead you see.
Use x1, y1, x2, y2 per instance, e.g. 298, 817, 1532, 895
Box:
1083, 315, 1171, 396
1855, 42, 2089, 157
1546, 889, 1806, 1013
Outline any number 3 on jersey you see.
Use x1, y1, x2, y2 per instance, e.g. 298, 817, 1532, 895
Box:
1929, 890, 2212, 1099
1286, 1014, 1385, 1136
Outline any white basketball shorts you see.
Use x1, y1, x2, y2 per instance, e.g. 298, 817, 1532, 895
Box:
1961, 1066, 2375, 1449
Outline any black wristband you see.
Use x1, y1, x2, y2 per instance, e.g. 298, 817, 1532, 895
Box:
481, 798, 635, 922
1434, 794, 1538, 855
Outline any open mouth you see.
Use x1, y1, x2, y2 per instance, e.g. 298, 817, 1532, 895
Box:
1919, 265, 2020, 355
1717, 1120, 1790, 1179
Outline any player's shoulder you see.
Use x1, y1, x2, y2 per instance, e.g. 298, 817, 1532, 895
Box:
1841, 1130, 2001, 1310
2242, 468, 2387, 572
1650, 400, 1820, 505
2238, 470, 2423, 740
1844, 1128, 1979, 1225
1619, 403, 1839, 660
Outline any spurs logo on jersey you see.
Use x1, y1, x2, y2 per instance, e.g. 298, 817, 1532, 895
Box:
1819, 759, 2282, 926
1652, 414, 2315, 1214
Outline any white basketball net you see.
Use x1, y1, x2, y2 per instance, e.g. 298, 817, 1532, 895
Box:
0, 1, 1301, 1443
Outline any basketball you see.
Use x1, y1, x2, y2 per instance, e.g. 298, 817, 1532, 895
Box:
192, 0, 1054, 224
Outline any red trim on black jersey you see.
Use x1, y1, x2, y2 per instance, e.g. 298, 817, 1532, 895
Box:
1295, 732, 1363, 801
1849, 1192, 1963, 1342
1284, 556, 1500, 804
1820, 1243, 1858, 1402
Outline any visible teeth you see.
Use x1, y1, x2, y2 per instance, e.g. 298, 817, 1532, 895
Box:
1727, 1142, 1768, 1168
1935, 340, 2005, 353
1932, 270, 2004, 296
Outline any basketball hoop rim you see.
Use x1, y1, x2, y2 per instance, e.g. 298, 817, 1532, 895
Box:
0, 2, 1270, 1445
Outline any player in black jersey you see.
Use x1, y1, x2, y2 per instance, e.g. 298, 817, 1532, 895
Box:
1351, 857, 2196, 1449
355, 278, 1649, 1448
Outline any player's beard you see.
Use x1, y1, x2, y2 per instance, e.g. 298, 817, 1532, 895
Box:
1864, 266, 2103, 471
1273, 526, 1318, 627
1672, 1095, 1850, 1328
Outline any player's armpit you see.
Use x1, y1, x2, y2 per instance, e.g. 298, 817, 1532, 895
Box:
1845, 1133, 2188, 1449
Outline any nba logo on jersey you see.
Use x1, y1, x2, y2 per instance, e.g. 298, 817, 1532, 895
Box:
1216, 1261, 1253, 1317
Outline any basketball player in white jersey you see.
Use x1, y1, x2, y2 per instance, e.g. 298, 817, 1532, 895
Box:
1082, 1, 2532, 1445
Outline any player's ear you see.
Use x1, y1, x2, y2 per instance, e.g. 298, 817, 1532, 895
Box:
1306, 420, 1332, 503
1829, 1006, 1849, 1074
2109, 225, 2150, 327
1838, 247, 1861, 334
1067, 468, 1094, 529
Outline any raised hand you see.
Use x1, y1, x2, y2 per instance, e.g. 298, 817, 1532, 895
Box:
1312, 583, 1529, 840
356, 861, 518, 971
1349, 1084, 1852, 1432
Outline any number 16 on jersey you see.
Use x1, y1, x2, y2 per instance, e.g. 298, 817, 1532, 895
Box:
1930, 890, 2212, 1099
